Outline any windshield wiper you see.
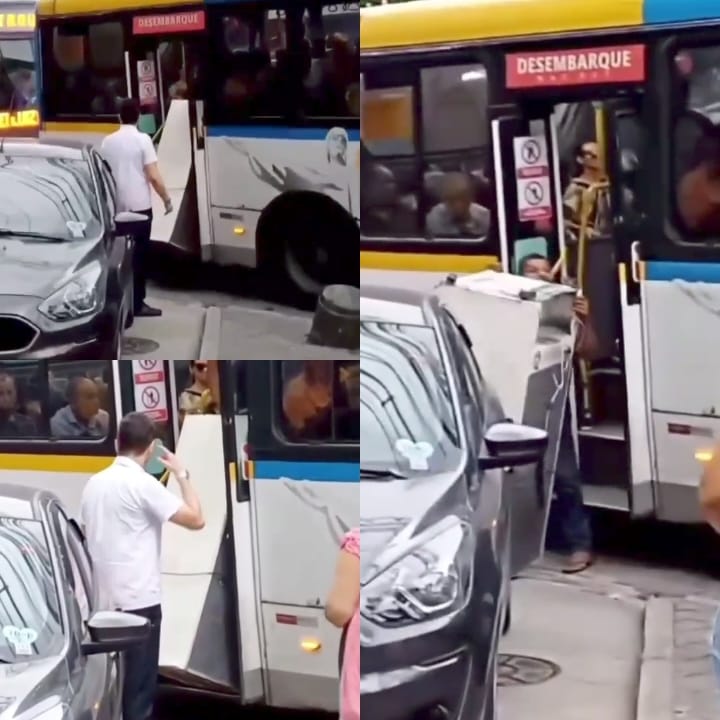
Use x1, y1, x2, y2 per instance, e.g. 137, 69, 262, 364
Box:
361, 467, 409, 479
0, 229, 68, 242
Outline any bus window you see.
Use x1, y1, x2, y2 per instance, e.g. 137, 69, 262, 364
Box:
0, 361, 112, 442
671, 46, 720, 238
278, 360, 359, 443
43, 21, 127, 119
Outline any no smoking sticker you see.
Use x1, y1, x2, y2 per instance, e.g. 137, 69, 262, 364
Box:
513, 135, 552, 221
139, 80, 157, 106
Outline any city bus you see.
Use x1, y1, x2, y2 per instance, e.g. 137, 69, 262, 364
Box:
37, 0, 359, 296
361, 0, 720, 525
0, 358, 359, 711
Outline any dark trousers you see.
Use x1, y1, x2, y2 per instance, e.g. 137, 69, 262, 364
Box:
117, 208, 152, 313
546, 413, 593, 554
121, 604, 162, 720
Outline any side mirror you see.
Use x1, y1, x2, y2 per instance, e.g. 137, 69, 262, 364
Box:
81, 611, 150, 656
478, 422, 548, 471
114, 211, 148, 225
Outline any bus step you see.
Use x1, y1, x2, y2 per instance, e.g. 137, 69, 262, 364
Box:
581, 484, 630, 511
578, 421, 625, 442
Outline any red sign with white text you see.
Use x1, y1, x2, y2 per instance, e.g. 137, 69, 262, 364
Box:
506, 44, 645, 89
133, 9, 205, 35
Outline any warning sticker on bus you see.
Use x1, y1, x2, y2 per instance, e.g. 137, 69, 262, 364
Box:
506, 45, 645, 89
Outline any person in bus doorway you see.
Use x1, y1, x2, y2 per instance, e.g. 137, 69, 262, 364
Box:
521, 253, 598, 573
326, 527, 360, 720
50, 376, 108, 439
178, 360, 217, 425
80, 412, 205, 720
100, 98, 173, 318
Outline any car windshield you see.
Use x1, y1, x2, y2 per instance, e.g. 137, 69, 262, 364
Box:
360, 320, 462, 477
0, 156, 101, 241
0, 516, 63, 663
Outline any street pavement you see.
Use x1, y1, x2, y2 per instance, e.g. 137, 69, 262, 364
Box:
121, 283, 357, 359
500, 556, 720, 719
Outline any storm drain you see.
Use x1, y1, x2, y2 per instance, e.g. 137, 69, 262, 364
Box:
498, 654, 561, 686
122, 337, 161, 356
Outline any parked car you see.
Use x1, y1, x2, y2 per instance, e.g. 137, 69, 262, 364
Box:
0, 483, 150, 720
0, 140, 141, 359
359, 284, 550, 720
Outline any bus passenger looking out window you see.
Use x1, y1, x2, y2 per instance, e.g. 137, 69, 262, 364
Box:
281, 360, 359, 442
50, 376, 108, 439
0, 373, 38, 438
178, 360, 218, 426
426, 172, 491, 239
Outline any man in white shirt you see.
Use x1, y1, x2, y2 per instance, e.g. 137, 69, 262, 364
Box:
80, 411, 204, 720
100, 98, 172, 318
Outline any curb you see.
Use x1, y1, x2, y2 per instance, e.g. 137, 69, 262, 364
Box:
199, 306, 222, 359
636, 596, 674, 720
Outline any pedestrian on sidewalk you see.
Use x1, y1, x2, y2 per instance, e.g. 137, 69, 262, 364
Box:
100, 97, 173, 318
79, 411, 205, 720
325, 528, 360, 720
521, 253, 598, 573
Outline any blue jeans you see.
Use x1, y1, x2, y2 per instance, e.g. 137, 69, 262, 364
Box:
712, 609, 720, 687
545, 414, 593, 554
121, 604, 162, 720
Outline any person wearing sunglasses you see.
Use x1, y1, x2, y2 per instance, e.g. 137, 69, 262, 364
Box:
178, 360, 215, 425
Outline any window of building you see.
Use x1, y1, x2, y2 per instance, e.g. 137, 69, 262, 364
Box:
207, 4, 358, 125
0, 361, 112, 441
277, 360, 359, 443
361, 61, 492, 242
43, 21, 127, 119
671, 45, 720, 239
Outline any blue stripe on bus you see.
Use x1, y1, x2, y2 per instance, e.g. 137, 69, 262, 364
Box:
207, 125, 360, 141
645, 261, 720, 283
644, 0, 720, 23
254, 460, 359, 482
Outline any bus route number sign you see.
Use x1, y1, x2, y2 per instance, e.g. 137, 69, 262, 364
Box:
0, 11, 36, 31
132, 360, 168, 422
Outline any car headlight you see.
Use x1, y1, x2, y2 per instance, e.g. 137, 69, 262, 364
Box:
361, 519, 473, 628
38, 262, 104, 321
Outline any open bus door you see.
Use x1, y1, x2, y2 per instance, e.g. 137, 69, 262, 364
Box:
490, 97, 655, 520
125, 6, 206, 256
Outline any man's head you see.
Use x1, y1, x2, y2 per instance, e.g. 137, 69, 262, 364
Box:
576, 141, 601, 174
117, 411, 157, 465
0, 373, 17, 413
520, 253, 553, 280
68, 376, 100, 423
190, 360, 209, 385
304, 360, 333, 386
119, 97, 140, 125
441, 173, 474, 220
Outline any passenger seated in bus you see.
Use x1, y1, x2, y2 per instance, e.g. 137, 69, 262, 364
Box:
677, 126, 720, 234
50, 376, 108, 439
0, 373, 38, 438
562, 141, 611, 243
425, 172, 491, 238
335, 363, 360, 441
178, 361, 217, 426
282, 360, 333, 440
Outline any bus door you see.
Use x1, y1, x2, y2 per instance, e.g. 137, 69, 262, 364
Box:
126, 6, 207, 254
490, 70, 654, 518
637, 40, 720, 523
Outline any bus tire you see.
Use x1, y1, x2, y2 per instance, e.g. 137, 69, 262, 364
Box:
257, 191, 358, 299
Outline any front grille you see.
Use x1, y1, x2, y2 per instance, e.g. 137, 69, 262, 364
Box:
0, 316, 39, 354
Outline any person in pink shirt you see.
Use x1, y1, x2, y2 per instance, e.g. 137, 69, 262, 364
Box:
325, 528, 360, 720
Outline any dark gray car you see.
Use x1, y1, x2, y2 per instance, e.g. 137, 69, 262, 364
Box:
360, 285, 550, 720
0, 483, 150, 720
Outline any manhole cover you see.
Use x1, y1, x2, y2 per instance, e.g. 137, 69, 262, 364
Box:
122, 337, 161, 356
498, 654, 561, 686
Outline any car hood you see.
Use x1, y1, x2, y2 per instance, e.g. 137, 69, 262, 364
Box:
0, 655, 69, 720
360, 469, 465, 583
0, 237, 100, 298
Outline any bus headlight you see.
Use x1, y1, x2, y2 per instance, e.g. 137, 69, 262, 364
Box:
361, 521, 472, 628
38, 262, 104, 321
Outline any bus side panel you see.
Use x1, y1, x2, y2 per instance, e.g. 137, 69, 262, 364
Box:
251, 461, 358, 711
641, 262, 720, 522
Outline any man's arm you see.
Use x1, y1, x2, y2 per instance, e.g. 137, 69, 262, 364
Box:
157, 449, 205, 530
141, 136, 171, 209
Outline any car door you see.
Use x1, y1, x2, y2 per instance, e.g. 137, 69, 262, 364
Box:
50, 505, 120, 720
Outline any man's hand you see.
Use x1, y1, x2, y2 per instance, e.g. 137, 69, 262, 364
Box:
158, 447, 186, 478
573, 295, 590, 318
164, 197, 173, 215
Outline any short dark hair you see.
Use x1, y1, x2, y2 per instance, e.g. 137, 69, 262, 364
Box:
520, 252, 549, 274
119, 97, 140, 125
117, 412, 156, 454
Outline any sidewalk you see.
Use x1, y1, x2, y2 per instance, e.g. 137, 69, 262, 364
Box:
499, 577, 644, 719
121, 296, 206, 359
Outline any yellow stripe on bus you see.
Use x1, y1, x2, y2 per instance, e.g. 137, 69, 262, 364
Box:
361, 251, 499, 273
0, 454, 112, 473
43, 121, 120, 133
38, 0, 197, 17
361, 0, 644, 50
